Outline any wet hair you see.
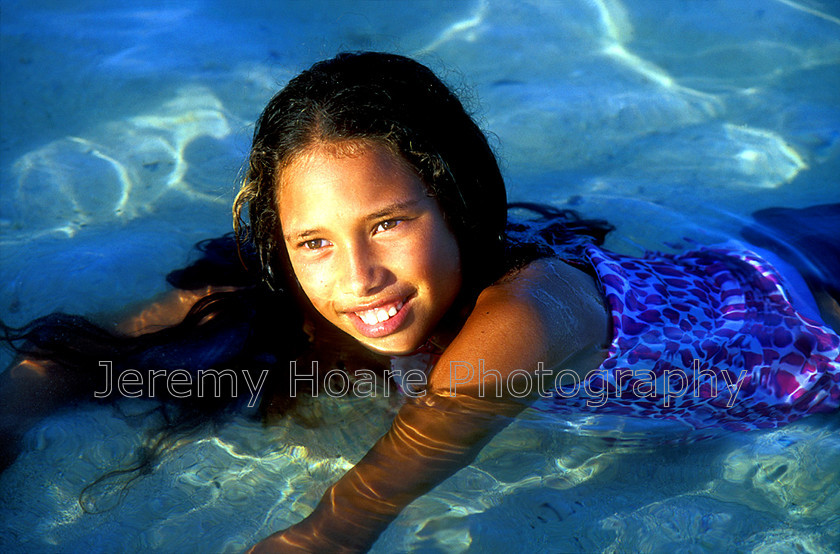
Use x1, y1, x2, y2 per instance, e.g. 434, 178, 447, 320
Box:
233, 51, 508, 301
0, 51, 612, 487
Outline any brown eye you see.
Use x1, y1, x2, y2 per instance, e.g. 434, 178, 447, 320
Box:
303, 239, 328, 250
374, 219, 401, 233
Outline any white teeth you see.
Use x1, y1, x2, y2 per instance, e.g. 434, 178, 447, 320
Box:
356, 301, 403, 326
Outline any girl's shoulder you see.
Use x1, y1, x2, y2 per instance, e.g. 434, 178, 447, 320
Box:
482, 256, 602, 314
444, 257, 610, 378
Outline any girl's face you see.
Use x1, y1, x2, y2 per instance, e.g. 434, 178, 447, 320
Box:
278, 142, 462, 355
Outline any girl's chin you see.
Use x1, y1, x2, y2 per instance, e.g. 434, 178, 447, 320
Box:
354, 333, 426, 357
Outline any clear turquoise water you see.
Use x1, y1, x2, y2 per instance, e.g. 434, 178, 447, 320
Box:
1, 0, 839, 552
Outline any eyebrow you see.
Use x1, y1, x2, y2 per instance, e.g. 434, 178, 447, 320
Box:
283, 198, 424, 242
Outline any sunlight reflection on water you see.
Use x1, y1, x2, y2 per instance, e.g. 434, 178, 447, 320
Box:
1, 0, 838, 552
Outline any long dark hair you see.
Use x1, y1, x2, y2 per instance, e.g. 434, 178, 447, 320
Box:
1, 52, 612, 481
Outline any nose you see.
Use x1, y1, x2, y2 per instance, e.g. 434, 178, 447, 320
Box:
340, 241, 385, 297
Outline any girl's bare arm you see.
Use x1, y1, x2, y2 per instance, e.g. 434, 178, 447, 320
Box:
113, 285, 239, 337
0, 285, 237, 468
249, 260, 609, 552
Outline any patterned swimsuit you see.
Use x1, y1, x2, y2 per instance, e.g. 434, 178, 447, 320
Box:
541, 244, 840, 430
393, 243, 840, 431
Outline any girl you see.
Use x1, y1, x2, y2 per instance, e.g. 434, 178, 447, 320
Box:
228, 52, 839, 551
3, 52, 839, 551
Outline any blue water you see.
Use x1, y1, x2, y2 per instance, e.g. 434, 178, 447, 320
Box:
1, 0, 839, 552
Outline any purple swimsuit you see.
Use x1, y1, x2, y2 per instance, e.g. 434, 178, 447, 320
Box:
543, 244, 840, 430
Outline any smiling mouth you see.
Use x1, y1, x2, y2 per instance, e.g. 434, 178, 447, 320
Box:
346, 296, 412, 339
354, 300, 404, 326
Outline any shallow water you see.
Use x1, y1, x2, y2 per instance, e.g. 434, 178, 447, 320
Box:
1, 0, 839, 552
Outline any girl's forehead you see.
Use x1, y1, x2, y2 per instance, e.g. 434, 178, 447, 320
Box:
277, 140, 420, 195
277, 142, 431, 222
